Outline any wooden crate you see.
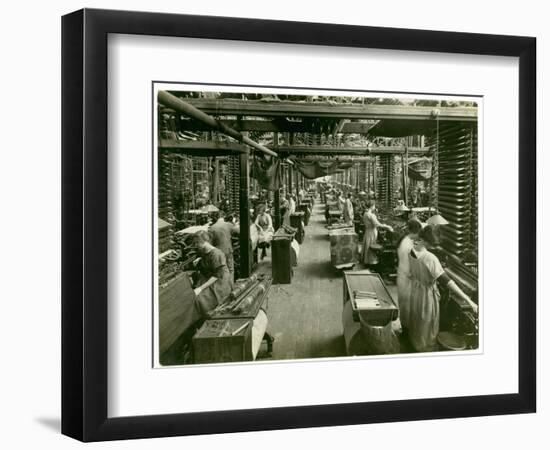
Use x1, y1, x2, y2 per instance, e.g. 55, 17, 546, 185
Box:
193, 318, 253, 364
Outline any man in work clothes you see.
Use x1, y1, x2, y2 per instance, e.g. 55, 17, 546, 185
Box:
209, 212, 237, 283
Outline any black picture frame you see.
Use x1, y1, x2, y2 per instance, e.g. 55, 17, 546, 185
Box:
62, 8, 536, 442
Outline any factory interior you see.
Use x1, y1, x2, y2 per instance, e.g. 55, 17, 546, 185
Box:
156, 90, 479, 366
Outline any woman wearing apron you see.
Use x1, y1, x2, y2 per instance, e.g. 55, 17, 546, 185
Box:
191, 230, 233, 318
408, 225, 478, 352
255, 204, 274, 260
343, 193, 354, 226
362, 200, 393, 265
396, 218, 422, 331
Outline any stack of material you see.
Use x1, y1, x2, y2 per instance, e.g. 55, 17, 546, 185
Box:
209, 274, 271, 319
158, 154, 176, 225
171, 155, 195, 225
353, 290, 380, 307
158, 153, 196, 232
436, 123, 477, 260
329, 228, 358, 269
469, 128, 478, 258
352, 290, 398, 325
358, 161, 367, 192
226, 155, 240, 213
376, 155, 395, 209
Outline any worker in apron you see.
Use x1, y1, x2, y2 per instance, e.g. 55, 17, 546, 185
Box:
191, 230, 233, 317
343, 193, 354, 226
396, 218, 423, 331
408, 225, 478, 352
254, 204, 274, 260
209, 212, 237, 283
361, 200, 393, 265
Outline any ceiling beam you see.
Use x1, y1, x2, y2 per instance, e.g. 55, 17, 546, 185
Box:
274, 145, 429, 156
167, 96, 478, 121
158, 139, 247, 156
159, 115, 381, 134
292, 156, 376, 162
158, 139, 430, 157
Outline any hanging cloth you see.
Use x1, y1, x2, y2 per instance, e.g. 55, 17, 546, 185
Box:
251, 154, 282, 191
293, 160, 354, 179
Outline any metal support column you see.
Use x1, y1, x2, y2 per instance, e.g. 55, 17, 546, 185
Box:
288, 164, 293, 195
273, 133, 281, 229
295, 170, 299, 200
238, 151, 251, 278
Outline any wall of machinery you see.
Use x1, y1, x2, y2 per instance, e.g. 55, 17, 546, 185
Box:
437, 123, 478, 263
435, 123, 479, 348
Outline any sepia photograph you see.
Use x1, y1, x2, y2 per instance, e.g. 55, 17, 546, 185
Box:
154, 84, 480, 367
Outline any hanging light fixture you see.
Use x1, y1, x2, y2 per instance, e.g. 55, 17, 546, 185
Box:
427, 212, 449, 225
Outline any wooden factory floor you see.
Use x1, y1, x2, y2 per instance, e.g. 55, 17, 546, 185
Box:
256, 198, 398, 361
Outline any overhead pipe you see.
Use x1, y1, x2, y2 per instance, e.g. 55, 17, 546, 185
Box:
158, 90, 278, 158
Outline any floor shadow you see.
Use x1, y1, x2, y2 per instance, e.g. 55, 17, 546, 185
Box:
307, 232, 329, 242
298, 260, 338, 280
35, 417, 61, 433
311, 335, 346, 358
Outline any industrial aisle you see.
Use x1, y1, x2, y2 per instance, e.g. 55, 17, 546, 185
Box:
257, 200, 347, 360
